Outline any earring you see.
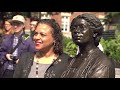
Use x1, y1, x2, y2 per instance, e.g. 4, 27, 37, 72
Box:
93, 33, 97, 38
53, 41, 56, 46
93, 34, 96, 38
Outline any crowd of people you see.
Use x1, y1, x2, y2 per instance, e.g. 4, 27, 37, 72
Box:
0, 13, 115, 78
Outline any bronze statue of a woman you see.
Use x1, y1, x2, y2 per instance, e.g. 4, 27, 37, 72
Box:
61, 13, 115, 78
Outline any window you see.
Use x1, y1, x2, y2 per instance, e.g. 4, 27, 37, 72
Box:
41, 12, 51, 19
61, 16, 70, 32
98, 15, 105, 30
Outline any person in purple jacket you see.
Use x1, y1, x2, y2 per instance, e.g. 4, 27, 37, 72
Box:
0, 15, 35, 78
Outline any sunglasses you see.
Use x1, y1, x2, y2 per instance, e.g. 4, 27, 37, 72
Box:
11, 21, 24, 27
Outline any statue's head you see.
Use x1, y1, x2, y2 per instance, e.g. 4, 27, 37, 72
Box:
70, 13, 104, 46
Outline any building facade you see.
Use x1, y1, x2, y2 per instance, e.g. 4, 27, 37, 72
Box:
30, 12, 105, 38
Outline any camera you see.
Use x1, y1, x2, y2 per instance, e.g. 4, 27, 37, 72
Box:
10, 55, 18, 62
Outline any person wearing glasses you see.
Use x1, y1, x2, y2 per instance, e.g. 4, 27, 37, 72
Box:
30, 16, 39, 38
0, 15, 35, 78
13, 19, 70, 78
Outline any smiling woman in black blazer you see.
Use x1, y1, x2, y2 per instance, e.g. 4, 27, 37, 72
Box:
13, 19, 70, 78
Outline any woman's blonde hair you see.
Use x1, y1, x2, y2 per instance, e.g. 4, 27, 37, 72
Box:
3, 19, 14, 35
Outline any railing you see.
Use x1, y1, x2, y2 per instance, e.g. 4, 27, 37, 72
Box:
102, 30, 115, 39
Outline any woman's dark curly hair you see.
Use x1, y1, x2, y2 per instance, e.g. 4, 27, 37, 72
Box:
35, 19, 63, 55
70, 13, 104, 46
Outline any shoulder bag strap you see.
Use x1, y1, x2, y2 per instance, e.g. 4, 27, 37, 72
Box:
10, 39, 22, 54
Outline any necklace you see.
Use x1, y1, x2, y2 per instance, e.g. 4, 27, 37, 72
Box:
36, 61, 39, 78
34, 54, 58, 78
34, 54, 58, 64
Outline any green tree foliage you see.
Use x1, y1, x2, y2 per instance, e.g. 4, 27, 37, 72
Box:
104, 12, 120, 30
104, 12, 120, 24
100, 12, 120, 61
63, 36, 78, 57
101, 29, 120, 61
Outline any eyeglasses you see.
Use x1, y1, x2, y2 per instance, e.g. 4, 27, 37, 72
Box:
12, 23, 23, 27
11, 22, 24, 27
